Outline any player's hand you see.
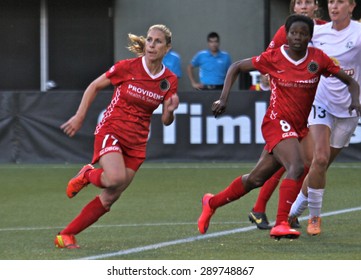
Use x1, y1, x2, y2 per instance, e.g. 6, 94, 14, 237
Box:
167, 94, 179, 112
60, 115, 83, 137
212, 99, 227, 117
348, 102, 361, 116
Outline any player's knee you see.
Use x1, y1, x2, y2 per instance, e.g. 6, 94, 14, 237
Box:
103, 171, 127, 188
246, 174, 265, 190
100, 191, 122, 210
312, 153, 329, 171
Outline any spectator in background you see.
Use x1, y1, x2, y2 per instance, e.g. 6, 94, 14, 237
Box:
163, 48, 182, 79
187, 32, 231, 90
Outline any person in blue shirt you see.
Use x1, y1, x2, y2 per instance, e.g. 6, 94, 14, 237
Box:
187, 32, 231, 90
163, 49, 182, 79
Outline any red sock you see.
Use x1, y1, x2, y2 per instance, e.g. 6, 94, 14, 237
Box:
253, 167, 285, 212
60, 196, 109, 235
209, 176, 247, 209
85, 168, 104, 188
275, 179, 299, 226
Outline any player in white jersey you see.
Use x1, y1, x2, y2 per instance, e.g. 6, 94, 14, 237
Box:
289, 0, 361, 236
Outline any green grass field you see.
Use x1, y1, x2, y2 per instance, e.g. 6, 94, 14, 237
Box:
0, 162, 360, 260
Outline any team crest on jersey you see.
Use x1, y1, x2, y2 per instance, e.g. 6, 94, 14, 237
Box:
346, 41, 354, 49
307, 61, 319, 74
160, 79, 170, 91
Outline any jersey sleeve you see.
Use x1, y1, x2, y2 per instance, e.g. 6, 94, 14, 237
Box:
251, 51, 275, 75
318, 50, 341, 77
105, 60, 128, 86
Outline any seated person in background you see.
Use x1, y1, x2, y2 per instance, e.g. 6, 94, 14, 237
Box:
187, 32, 231, 90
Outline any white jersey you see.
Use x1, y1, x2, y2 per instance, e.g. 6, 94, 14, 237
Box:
311, 20, 361, 118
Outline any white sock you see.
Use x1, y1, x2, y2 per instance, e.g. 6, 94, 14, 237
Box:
308, 187, 324, 218
289, 191, 308, 217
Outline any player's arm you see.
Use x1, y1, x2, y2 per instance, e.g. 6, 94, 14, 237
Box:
61, 73, 111, 137
212, 58, 255, 117
333, 70, 361, 116
162, 93, 179, 126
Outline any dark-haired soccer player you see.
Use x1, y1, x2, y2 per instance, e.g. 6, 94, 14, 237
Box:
249, 0, 327, 231
197, 14, 360, 239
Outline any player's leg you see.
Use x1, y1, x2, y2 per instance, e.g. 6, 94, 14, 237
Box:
55, 152, 136, 248
198, 149, 280, 234
249, 166, 285, 230
307, 117, 358, 235
269, 138, 304, 239
288, 132, 313, 223
66, 133, 123, 198
290, 105, 329, 228
304, 123, 331, 235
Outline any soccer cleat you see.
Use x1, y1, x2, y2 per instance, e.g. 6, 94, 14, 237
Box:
288, 216, 301, 229
66, 164, 94, 198
307, 216, 321, 236
197, 193, 215, 234
270, 221, 300, 240
54, 234, 80, 249
248, 209, 272, 230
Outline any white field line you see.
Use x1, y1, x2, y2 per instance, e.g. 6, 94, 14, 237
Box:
80, 206, 361, 260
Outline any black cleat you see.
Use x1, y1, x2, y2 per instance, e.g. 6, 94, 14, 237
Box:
248, 209, 272, 230
288, 216, 301, 229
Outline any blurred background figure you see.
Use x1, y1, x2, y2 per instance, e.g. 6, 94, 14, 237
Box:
187, 32, 231, 90
249, 71, 270, 91
163, 48, 182, 79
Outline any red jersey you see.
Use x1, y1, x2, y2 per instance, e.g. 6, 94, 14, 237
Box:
95, 56, 178, 157
267, 19, 327, 51
252, 45, 340, 139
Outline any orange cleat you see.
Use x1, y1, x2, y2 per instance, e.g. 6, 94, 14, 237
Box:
66, 164, 94, 198
54, 234, 80, 249
270, 221, 300, 240
197, 193, 215, 234
307, 216, 321, 236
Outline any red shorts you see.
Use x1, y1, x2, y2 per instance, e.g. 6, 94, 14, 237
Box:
92, 134, 145, 171
262, 116, 308, 153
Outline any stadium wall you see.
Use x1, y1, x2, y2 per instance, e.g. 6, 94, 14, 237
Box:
113, 0, 289, 92
1, 91, 360, 164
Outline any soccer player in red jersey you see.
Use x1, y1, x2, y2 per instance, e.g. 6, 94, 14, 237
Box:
267, 0, 327, 52
197, 14, 360, 239
55, 24, 179, 249
249, 0, 328, 230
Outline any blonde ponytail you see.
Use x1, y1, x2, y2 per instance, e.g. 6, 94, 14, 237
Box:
127, 34, 146, 56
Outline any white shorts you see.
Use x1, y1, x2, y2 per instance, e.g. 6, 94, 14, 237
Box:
308, 104, 359, 148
